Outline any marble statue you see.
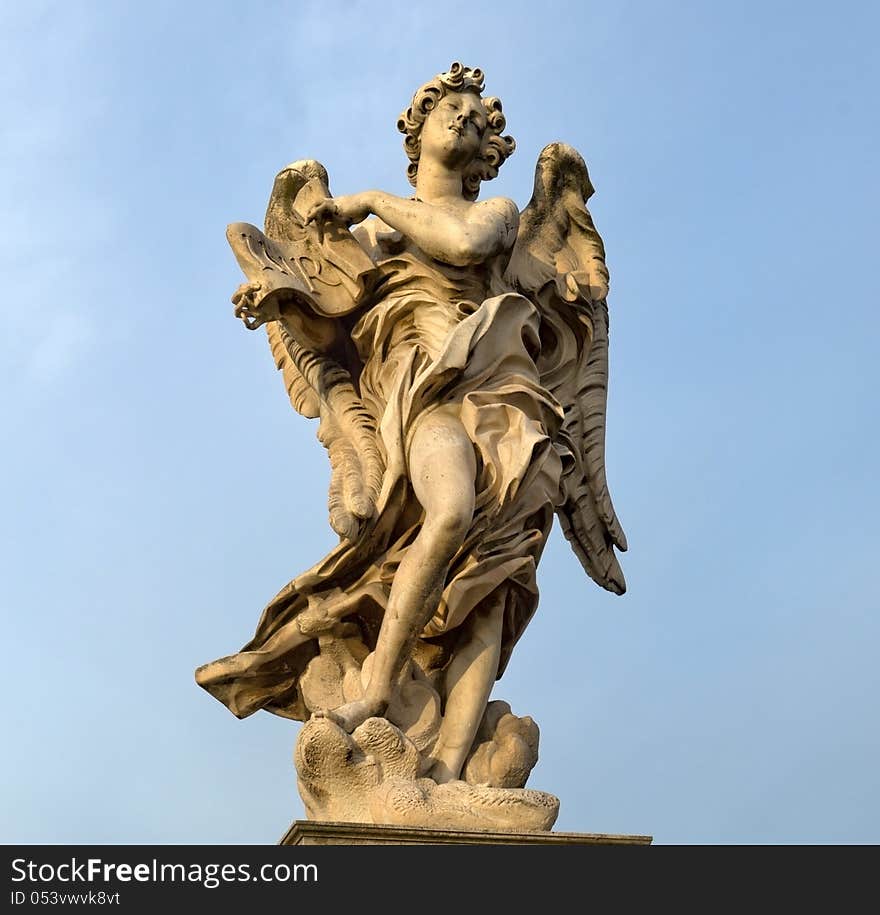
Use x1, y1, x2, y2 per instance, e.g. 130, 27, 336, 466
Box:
196, 62, 627, 833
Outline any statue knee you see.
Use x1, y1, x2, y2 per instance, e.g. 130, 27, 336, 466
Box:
423, 505, 472, 558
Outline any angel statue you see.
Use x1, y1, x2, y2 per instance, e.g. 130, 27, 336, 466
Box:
196, 62, 627, 834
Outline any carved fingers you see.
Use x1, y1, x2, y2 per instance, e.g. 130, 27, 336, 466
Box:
303, 194, 373, 231
231, 281, 278, 330
303, 197, 339, 225
302, 198, 339, 243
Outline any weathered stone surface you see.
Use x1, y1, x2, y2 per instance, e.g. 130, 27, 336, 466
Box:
295, 716, 558, 832
196, 61, 629, 833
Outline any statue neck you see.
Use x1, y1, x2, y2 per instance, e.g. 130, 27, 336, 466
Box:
415, 159, 466, 204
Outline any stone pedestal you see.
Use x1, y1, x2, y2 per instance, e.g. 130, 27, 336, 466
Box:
280, 820, 652, 846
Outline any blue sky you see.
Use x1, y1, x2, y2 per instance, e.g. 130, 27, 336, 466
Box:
2, 0, 877, 844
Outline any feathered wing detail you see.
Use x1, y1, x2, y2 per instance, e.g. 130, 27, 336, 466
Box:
266, 321, 320, 418
234, 160, 384, 539
305, 345, 384, 542
505, 142, 627, 594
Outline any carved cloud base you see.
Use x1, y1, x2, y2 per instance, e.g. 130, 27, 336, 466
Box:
294, 716, 559, 833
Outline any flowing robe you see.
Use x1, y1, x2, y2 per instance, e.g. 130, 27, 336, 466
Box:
197, 228, 565, 720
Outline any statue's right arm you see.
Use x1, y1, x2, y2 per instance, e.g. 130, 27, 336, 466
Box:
304, 192, 518, 268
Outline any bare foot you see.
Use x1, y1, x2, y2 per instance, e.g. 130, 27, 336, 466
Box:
313, 698, 387, 733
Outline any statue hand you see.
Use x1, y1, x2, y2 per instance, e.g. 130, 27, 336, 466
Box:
232, 281, 278, 330
303, 192, 374, 229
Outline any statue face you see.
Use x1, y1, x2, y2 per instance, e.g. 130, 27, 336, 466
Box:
420, 90, 486, 169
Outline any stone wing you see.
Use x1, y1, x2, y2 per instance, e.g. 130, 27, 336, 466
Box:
505, 143, 627, 593
227, 160, 384, 540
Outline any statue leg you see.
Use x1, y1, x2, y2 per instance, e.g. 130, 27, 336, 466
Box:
315, 406, 476, 732
426, 599, 504, 783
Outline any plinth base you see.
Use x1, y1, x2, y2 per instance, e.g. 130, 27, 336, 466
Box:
280, 820, 652, 846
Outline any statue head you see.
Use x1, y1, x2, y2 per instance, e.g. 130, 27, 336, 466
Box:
398, 62, 516, 201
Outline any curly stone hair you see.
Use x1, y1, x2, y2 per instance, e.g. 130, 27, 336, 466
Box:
397, 62, 516, 201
